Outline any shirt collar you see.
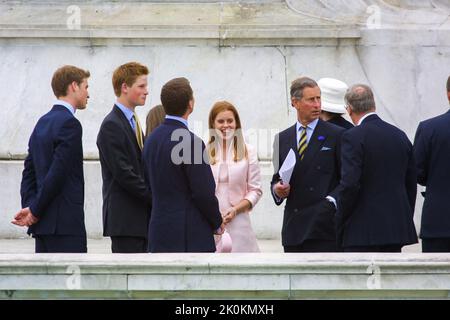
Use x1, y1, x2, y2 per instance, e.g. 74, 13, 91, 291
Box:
165, 115, 188, 127
357, 112, 377, 126
115, 101, 134, 122
54, 100, 75, 115
296, 118, 319, 132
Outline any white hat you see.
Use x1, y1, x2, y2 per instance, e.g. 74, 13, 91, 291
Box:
318, 78, 349, 114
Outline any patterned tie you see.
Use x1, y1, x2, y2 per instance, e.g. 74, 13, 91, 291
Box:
133, 112, 144, 150
298, 126, 308, 160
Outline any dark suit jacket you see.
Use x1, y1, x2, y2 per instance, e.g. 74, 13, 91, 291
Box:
328, 115, 354, 130
337, 114, 418, 247
143, 118, 222, 252
413, 109, 450, 239
20, 105, 86, 236
270, 119, 344, 247
96, 105, 151, 237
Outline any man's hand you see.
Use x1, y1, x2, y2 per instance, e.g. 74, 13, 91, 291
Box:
11, 207, 38, 227
214, 222, 226, 235
274, 182, 291, 199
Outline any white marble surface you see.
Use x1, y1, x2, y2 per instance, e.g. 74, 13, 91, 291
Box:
0, 0, 449, 239
2, 253, 450, 298
0, 46, 287, 160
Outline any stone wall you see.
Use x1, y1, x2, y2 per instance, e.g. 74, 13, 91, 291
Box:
0, 0, 449, 239
2, 253, 450, 299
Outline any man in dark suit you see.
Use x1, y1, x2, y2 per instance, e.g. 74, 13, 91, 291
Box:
13, 65, 90, 253
271, 77, 344, 252
413, 76, 450, 252
97, 62, 151, 253
337, 84, 418, 252
143, 77, 224, 252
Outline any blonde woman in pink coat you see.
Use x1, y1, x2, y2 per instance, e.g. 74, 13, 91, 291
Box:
207, 101, 262, 252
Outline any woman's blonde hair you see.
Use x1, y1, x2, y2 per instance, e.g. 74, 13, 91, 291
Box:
145, 104, 165, 138
207, 101, 247, 165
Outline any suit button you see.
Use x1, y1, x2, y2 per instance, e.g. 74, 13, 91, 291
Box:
309, 187, 314, 191
317, 166, 321, 170
294, 209, 298, 213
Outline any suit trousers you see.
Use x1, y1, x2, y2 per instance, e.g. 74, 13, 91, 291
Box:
111, 236, 148, 253
284, 239, 338, 252
422, 238, 450, 252
343, 245, 402, 252
35, 235, 87, 253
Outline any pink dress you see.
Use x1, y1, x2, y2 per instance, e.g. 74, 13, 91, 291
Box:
212, 144, 262, 252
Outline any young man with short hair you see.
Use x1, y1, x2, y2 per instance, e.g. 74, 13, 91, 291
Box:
97, 62, 151, 253
143, 77, 223, 252
13, 65, 90, 253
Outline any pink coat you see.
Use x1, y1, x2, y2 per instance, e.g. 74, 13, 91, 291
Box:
210, 144, 262, 211
211, 143, 262, 252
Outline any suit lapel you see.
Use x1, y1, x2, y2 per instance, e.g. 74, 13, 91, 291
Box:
298, 119, 328, 177
280, 124, 299, 170
113, 105, 142, 154
287, 124, 298, 159
278, 124, 301, 183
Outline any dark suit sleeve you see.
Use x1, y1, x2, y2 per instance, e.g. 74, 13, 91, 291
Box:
405, 138, 418, 214
142, 151, 151, 194
328, 128, 344, 201
142, 148, 153, 220
97, 121, 150, 203
337, 131, 363, 227
413, 123, 429, 186
183, 136, 222, 230
270, 133, 284, 206
20, 137, 37, 208
29, 117, 82, 218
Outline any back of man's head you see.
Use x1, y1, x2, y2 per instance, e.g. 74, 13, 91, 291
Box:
290, 77, 318, 100
51, 65, 90, 98
345, 84, 376, 114
160, 77, 193, 116
112, 62, 149, 97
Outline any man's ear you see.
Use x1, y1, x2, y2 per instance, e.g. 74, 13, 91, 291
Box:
121, 82, 128, 95
447, 91, 450, 103
67, 81, 78, 95
347, 106, 353, 117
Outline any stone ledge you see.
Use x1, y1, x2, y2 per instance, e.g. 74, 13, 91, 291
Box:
0, 27, 360, 40
0, 1, 363, 42
1, 253, 450, 299
1, 0, 448, 42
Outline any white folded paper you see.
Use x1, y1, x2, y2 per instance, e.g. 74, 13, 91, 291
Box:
279, 148, 296, 184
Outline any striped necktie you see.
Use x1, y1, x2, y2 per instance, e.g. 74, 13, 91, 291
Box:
298, 126, 307, 160
133, 112, 144, 150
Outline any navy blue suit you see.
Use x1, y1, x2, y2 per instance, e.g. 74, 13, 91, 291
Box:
413, 110, 450, 243
142, 119, 222, 252
337, 114, 418, 250
270, 119, 344, 251
20, 105, 86, 252
328, 115, 354, 130
96, 105, 151, 253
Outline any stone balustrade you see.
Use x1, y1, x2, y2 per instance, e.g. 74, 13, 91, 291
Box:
1, 253, 450, 299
